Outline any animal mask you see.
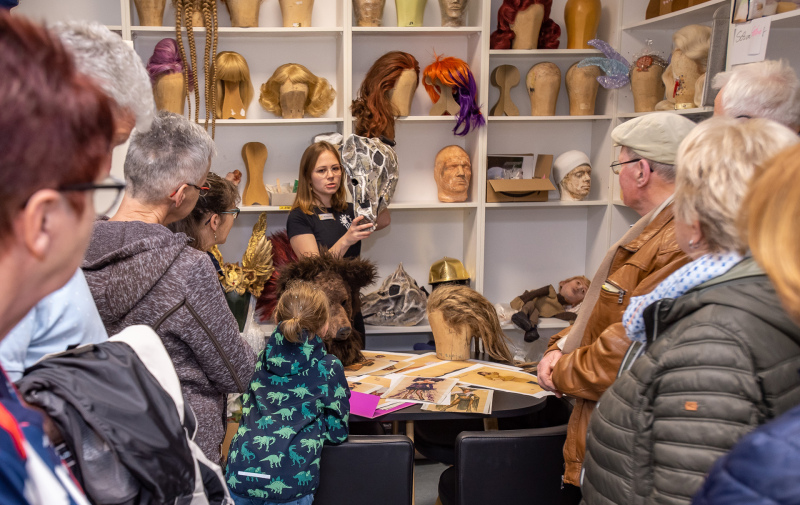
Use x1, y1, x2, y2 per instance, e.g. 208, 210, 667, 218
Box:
341, 134, 398, 228
361, 263, 428, 326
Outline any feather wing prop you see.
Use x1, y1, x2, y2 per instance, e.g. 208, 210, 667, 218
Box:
578, 39, 631, 89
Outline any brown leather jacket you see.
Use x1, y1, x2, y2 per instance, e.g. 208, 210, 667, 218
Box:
546, 204, 690, 486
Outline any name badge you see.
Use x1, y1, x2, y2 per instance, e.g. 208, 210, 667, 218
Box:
318, 213, 334, 221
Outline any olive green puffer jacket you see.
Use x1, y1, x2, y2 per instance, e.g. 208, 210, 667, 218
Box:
581, 258, 800, 505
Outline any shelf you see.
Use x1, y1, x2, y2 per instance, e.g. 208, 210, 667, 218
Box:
215, 118, 344, 125
489, 49, 602, 57
240, 202, 480, 213
488, 115, 613, 122
485, 200, 610, 209
107, 25, 122, 32
396, 116, 459, 123
767, 9, 800, 28
616, 107, 713, 122
501, 319, 570, 331
352, 27, 482, 36
612, 200, 627, 207
622, 0, 727, 30
131, 26, 343, 37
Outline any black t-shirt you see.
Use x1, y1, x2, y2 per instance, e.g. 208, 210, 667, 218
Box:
286, 203, 361, 258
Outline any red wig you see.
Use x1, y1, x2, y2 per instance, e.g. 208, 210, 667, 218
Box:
0, 12, 114, 246
490, 0, 561, 50
351, 51, 419, 140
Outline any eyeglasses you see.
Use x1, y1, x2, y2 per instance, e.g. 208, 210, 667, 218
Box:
59, 176, 126, 217
170, 182, 210, 198
204, 207, 240, 225
610, 158, 642, 175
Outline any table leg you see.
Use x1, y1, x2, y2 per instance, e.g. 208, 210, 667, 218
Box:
392, 420, 400, 434
483, 417, 499, 431
406, 420, 415, 442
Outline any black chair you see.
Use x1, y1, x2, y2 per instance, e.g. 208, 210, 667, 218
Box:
437, 424, 568, 505
315, 435, 414, 505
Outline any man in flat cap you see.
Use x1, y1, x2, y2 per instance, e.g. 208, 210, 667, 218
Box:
536, 113, 696, 504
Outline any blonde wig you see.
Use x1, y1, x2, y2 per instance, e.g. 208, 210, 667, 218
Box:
674, 117, 799, 254
214, 51, 254, 119
742, 143, 800, 324
661, 24, 711, 101
427, 285, 516, 364
275, 280, 330, 343
259, 63, 336, 118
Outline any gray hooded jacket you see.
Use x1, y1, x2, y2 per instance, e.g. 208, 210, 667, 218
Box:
82, 220, 255, 462
581, 258, 800, 505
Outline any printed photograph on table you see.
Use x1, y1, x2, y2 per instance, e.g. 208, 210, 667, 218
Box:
421, 386, 494, 414
361, 350, 416, 362
343, 357, 396, 377
402, 360, 476, 378
447, 365, 548, 398
347, 381, 383, 395
382, 376, 459, 405
394, 352, 442, 374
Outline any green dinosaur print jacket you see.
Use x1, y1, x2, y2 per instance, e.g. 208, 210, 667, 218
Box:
226, 324, 350, 502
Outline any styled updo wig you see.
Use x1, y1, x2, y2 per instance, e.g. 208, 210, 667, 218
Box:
351, 51, 419, 139
490, 0, 561, 50
146, 38, 194, 90
259, 63, 336, 118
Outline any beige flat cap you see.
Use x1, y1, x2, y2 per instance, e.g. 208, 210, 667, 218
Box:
611, 113, 696, 165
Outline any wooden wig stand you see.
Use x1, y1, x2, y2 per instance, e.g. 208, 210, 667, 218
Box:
396, 0, 427, 27
353, 0, 386, 26
510, 3, 544, 50
279, 0, 314, 27
490, 65, 520, 117
226, 0, 262, 27
154, 73, 186, 115
427, 78, 460, 116
390, 68, 418, 116
566, 63, 600, 115
279, 80, 309, 119
527, 62, 560, 116
564, 0, 601, 49
242, 142, 270, 206
134, 0, 167, 25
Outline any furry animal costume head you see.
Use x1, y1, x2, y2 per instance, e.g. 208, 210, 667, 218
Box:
256, 231, 377, 366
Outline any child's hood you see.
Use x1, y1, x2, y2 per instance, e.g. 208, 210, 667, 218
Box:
261, 324, 328, 377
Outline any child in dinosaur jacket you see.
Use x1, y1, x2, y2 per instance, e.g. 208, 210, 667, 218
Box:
226, 281, 350, 505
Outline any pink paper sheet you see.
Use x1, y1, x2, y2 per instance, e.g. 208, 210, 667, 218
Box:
350, 391, 381, 418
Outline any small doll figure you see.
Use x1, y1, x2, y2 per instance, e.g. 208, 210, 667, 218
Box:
510, 275, 590, 342
226, 280, 350, 505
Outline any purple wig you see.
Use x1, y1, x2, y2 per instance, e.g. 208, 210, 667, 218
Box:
146, 38, 193, 90
423, 55, 485, 136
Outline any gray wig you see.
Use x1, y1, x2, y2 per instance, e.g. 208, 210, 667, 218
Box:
51, 21, 155, 131
124, 111, 216, 203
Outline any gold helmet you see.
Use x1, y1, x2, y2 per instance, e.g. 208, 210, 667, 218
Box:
429, 257, 470, 285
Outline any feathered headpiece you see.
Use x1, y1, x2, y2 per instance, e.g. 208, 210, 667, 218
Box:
422, 55, 485, 136
578, 39, 668, 89
211, 212, 274, 297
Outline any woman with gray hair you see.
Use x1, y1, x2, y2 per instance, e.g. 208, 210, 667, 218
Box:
579, 117, 800, 505
82, 111, 255, 463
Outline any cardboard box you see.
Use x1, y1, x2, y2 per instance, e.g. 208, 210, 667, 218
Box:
486, 154, 557, 203
270, 192, 296, 207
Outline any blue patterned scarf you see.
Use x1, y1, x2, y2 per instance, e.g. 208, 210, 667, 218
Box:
623, 252, 744, 343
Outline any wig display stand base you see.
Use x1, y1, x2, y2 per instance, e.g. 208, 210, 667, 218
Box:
490, 65, 520, 117
242, 142, 270, 206
428, 79, 460, 117
134, 0, 167, 25
226, 0, 262, 27
279, 81, 308, 119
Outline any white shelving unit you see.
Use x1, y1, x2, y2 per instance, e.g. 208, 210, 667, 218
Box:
13, 0, 798, 353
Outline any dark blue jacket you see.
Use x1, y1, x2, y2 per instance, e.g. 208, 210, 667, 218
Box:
225, 325, 350, 502
693, 401, 800, 505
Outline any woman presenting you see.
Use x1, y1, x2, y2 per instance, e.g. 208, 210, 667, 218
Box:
287, 141, 390, 346
287, 141, 389, 259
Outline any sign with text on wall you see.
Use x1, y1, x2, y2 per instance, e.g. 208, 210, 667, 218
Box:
730, 17, 772, 66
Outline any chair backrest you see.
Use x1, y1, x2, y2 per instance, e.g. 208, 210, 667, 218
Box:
454, 425, 568, 505
315, 435, 414, 505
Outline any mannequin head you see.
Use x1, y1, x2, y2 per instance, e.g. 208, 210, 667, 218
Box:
352, 51, 419, 139
396, 0, 427, 27
259, 63, 335, 118
221, 0, 264, 28
630, 54, 667, 113
390, 68, 419, 116
147, 38, 185, 83
168, 172, 240, 251
134, 0, 168, 26
439, 0, 469, 27
278, 0, 315, 27
661, 24, 711, 108
526, 62, 560, 116
422, 55, 484, 136
353, 0, 386, 26
214, 51, 254, 119
147, 38, 190, 114
434, 145, 471, 202
490, 0, 560, 50
553, 150, 592, 201
427, 285, 516, 363
566, 62, 601, 115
